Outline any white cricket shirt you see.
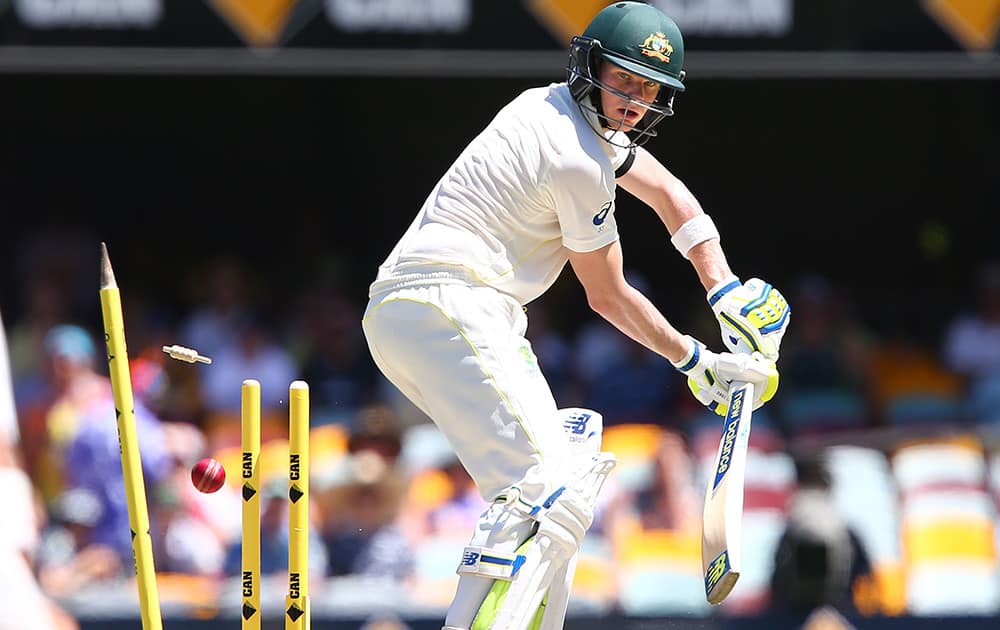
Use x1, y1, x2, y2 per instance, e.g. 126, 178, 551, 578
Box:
371, 82, 635, 305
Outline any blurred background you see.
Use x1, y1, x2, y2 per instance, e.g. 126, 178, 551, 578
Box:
1, 1, 998, 629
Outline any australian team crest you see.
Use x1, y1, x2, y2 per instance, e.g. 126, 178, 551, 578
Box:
639, 32, 673, 63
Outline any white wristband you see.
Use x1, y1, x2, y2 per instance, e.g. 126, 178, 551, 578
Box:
670, 214, 720, 259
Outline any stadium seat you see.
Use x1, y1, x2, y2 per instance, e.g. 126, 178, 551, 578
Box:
618, 566, 710, 617
566, 533, 618, 617
827, 446, 901, 569
968, 373, 1000, 425
741, 449, 795, 512
779, 390, 868, 436
884, 393, 965, 426
408, 534, 466, 611
906, 561, 1000, 616
891, 437, 1000, 615
870, 343, 963, 409
820, 446, 907, 616
714, 509, 787, 616
601, 423, 665, 491
615, 528, 710, 617
893, 436, 987, 493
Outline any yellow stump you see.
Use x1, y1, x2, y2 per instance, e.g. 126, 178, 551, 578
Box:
286, 380, 310, 629
241, 379, 262, 630
98, 243, 163, 630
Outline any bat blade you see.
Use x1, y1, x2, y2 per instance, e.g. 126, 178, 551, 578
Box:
701, 381, 755, 605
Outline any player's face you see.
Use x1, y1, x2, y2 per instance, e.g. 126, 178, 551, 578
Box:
596, 61, 662, 131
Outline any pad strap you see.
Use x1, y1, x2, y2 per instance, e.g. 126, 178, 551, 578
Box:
457, 546, 527, 582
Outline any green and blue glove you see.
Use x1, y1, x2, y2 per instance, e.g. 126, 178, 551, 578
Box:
708, 277, 790, 361
671, 335, 779, 417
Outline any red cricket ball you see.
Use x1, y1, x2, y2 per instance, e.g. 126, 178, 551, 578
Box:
191, 457, 226, 493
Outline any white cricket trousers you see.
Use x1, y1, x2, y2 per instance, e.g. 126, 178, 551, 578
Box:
362, 280, 570, 501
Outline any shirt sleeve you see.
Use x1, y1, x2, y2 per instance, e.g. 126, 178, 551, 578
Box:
550, 158, 620, 254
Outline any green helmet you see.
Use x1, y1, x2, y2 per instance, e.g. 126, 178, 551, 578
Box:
584, 1, 685, 90
567, 2, 687, 145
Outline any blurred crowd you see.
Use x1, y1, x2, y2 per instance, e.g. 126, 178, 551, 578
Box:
2, 229, 1000, 626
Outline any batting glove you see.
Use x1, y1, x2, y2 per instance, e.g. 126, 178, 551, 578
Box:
671, 336, 779, 417
708, 277, 790, 361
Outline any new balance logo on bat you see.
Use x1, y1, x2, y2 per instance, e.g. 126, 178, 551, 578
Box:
712, 388, 746, 491
705, 550, 730, 594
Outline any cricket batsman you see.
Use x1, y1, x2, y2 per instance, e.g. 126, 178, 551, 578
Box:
361, 3, 791, 628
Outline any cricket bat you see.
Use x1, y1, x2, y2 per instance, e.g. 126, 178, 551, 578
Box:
701, 380, 754, 605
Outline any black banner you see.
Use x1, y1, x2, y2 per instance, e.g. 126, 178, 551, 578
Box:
0, 0, 997, 53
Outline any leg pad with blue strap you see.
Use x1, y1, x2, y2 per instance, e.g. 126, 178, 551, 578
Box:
471, 452, 616, 630
442, 408, 612, 630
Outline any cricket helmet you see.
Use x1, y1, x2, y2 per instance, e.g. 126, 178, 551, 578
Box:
567, 2, 686, 146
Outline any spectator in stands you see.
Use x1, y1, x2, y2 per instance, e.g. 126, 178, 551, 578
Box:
297, 290, 381, 427
200, 313, 298, 415
583, 339, 679, 427
523, 301, 577, 404
36, 487, 124, 598
150, 459, 239, 577
348, 403, 404, 464
424, 457, 489, 540
18, 324, 105, 504
7, 226, 97, 411
943, 261, 1000, 423
573, 270, 694, 427
321, 451, 413, 580
319, 410, 412, 580
6, 273, 69, 411
777, 274, 876, 435
177, 256, 254, 360
782, 275, 872, 392
24, 324, 173, 573
604, 429, 700, 540
769, 453, 872, 619
573, 314, 628, 388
